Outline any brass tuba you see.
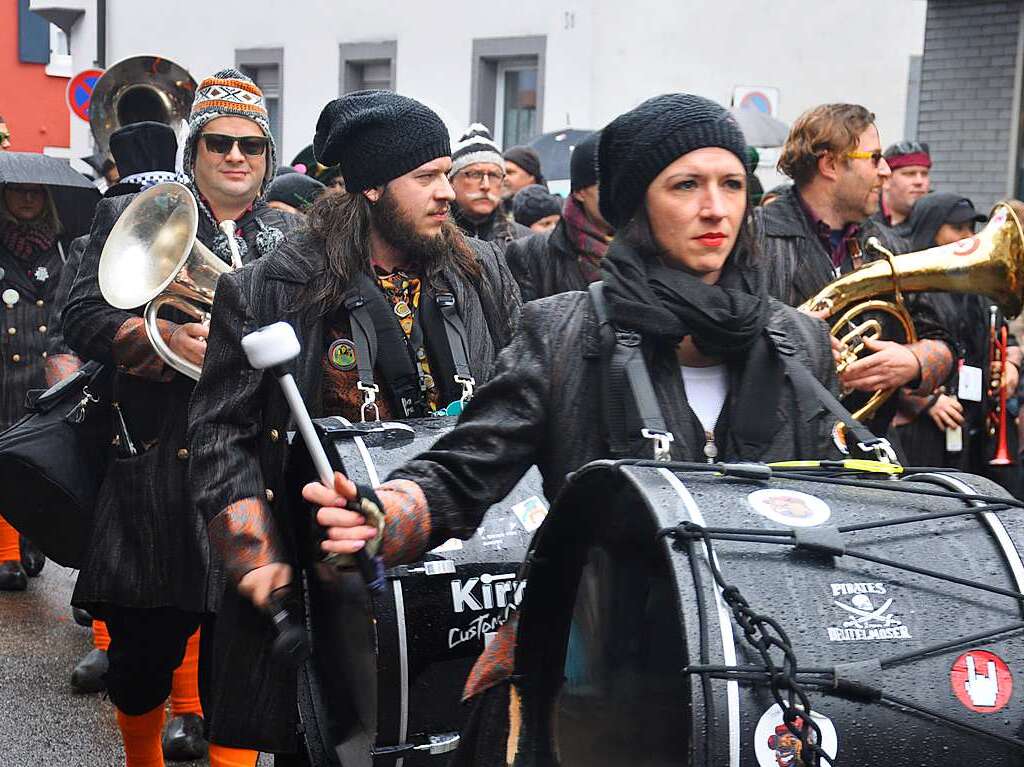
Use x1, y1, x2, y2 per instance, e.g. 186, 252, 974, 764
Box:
89, 56, 196, 159
800, 201, 1024, 425
98, 182, 231, 381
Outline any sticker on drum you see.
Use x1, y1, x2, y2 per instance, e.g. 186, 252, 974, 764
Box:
753, 704, 838, 766
748, 488, 832, 528
511, 495, 548, 532
950, 649, 1013, 713
431, 538, 464, 554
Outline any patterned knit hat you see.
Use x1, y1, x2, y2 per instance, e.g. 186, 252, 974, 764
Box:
449, 123, 505, 179
181, 68, 277, 195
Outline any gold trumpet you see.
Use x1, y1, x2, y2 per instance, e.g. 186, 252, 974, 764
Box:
800, 201, 1024, 425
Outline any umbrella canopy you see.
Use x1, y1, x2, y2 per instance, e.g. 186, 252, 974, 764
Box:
0, 152, 100, 238
728, 107, 790, 148
525, 128, 595, 185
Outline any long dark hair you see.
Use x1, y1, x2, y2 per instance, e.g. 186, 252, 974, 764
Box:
299, 188, 481, 317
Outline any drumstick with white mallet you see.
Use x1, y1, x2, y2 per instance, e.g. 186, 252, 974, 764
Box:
241, 321, 386, 593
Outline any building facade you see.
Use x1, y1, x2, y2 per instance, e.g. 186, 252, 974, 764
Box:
0, 0, 72, 155
35, 0, 926, 186
915, 0, 1023, 213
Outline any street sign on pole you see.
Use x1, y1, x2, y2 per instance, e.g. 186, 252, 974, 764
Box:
66, 68, 104, 122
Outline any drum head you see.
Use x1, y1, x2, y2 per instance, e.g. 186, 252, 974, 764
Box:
512, 462, 1024, 767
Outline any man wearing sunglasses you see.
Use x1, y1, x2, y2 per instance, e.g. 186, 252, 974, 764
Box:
448, 123, 531, 247
62, 69, 299, 767
754, 103, 953, 443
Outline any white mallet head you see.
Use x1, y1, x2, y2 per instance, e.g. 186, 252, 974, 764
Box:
242, 321, 301, 370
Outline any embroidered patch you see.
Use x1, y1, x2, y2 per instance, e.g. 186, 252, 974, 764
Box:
329, 338, 357, 371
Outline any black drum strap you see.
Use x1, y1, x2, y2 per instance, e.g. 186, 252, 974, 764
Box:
764, 326, 895, 461
589, 282, 674, 461
343, 278, 425, 419
435, 292, 476, 402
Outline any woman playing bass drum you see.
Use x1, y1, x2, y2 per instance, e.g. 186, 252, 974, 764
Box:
307, 93, 842, 765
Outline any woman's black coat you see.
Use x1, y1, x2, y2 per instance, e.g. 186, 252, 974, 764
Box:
186, 229, 521, 751
389, 287, 841, 552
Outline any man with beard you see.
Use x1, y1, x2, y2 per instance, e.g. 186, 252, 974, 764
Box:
62, 69, 299, 767
505, 130, 614, 301
755, 103, 953, 441
186, 90, 521, 759
877, 140, 932, 227
449, 123, 531, 246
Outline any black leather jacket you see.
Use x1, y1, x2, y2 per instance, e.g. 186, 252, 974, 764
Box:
505, 218, 592, 302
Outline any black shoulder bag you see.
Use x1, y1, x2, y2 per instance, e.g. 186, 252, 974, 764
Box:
0, 361, 112, 567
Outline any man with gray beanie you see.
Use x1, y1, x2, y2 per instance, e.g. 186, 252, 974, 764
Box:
505, 129, 614, 301
448, 123, 531, 246
61, 67, 298, 767
186, 89, 522, 760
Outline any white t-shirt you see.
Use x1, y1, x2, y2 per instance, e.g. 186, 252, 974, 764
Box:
680, 364, 729, 432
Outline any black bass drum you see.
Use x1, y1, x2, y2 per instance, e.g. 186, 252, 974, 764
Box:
295, 416, 545, 767
508, 461, 1024, 767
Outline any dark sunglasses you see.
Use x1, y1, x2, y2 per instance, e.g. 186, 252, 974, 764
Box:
201, 133, 269, 156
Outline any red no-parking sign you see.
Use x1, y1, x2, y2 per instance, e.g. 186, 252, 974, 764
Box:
66, 68, 105, 122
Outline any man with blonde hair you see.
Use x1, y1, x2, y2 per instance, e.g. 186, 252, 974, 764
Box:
753, 103, 953, 443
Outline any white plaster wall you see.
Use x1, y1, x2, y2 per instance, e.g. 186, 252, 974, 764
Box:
58, 0, 926, 180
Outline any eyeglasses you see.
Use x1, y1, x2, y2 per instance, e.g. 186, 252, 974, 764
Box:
461, 169, 505, 184
846, 150, 884, 166
201, 133, 269, 157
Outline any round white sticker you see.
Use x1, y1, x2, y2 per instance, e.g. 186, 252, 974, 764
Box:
753, 703, 838, 767
748, 489, 832, 528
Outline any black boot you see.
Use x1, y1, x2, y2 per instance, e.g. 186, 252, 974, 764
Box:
162, 713, 207, 762
70, 648, 108, 693
0, 560, 27, 591
73, 607, 94, 627
19, 537, 45, 577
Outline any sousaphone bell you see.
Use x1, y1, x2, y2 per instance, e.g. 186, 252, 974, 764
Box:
98, 182, 230, 380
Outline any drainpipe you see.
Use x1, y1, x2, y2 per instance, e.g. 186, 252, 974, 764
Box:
95, 0, 106, 67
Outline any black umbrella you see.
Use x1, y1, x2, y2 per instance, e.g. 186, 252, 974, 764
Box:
525, 128, 595, 184
0, 151, 101, 238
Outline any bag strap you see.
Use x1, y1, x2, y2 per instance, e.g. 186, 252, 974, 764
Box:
435, 292, 476, 402
343, 293, 384, 422
589, 281, 674, 461
764, 326, 896, 463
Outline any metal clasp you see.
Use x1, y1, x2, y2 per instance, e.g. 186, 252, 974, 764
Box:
455, 374, 476, 404
357, 381, 380, 422
642, 428, 674, 462
858, 437, 898, 467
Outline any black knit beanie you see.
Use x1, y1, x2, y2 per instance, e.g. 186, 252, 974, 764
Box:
513, 184, 563, 227
570, 130, 600, 192
598, 94, 749, 228
313, 90, 451, 192
267, 172, 326, 210
504, 145, 545, 185
109, 121, 178, 177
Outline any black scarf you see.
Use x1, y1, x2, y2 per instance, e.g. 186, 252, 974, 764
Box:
600, 238, 769, 359
601, 237, 785, 459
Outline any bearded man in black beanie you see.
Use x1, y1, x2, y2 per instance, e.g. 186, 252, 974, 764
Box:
505, 129, 615, 301
305, 92, 841, 766
186, 89, 521, 759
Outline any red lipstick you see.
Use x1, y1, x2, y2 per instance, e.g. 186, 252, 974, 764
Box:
696, 232, 727, 247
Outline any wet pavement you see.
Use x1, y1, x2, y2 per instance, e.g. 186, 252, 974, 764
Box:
0, 561, 273, 766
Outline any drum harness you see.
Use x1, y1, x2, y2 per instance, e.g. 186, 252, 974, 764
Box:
589, 282, 1024, 764
343, 276, 476, 422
